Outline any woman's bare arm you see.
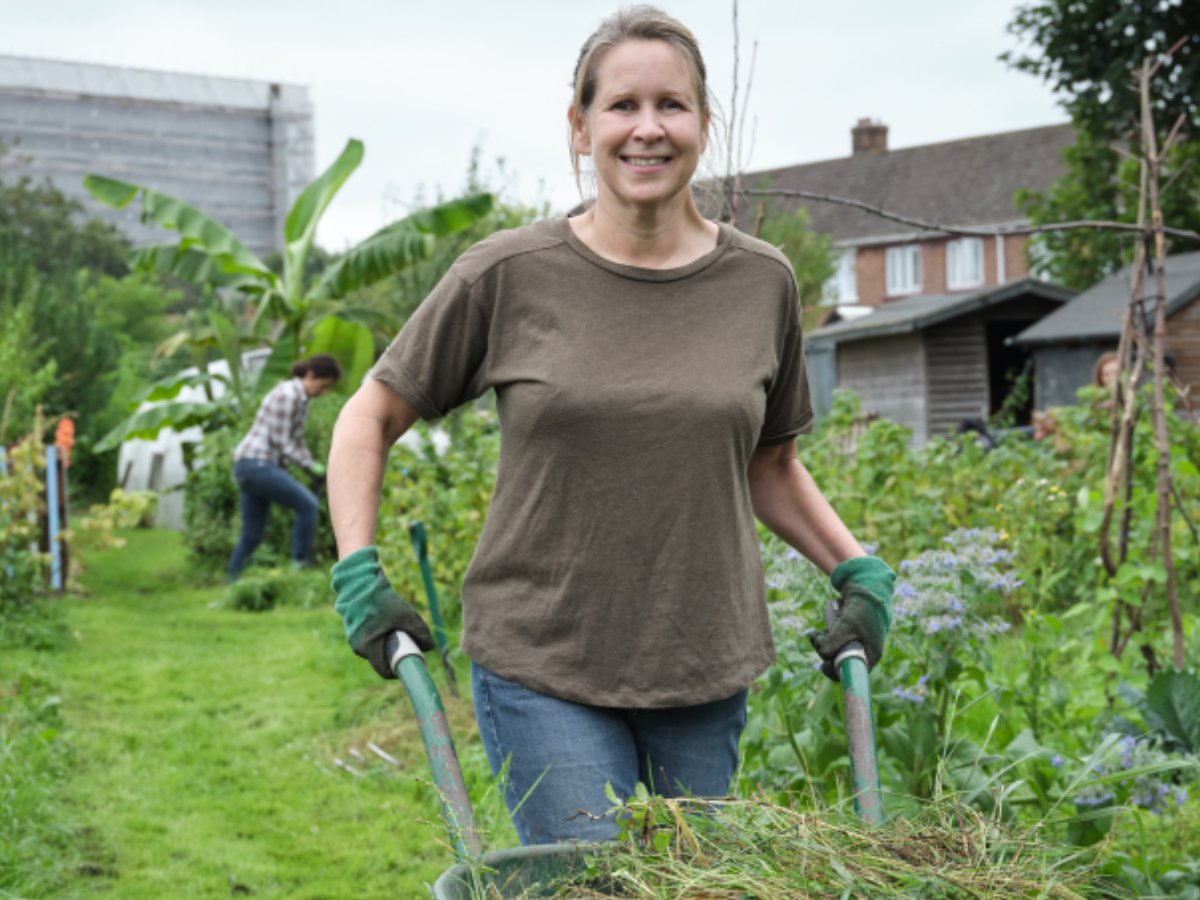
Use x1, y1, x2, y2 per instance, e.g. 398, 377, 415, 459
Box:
327, 379, 421, 559
747, 439, 864, 574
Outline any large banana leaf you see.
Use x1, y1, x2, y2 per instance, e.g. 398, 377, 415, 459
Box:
311, 193, 494, 300
94, 401, 226, 453
135, 370, 229, 405
84, 175, 276, 284
283, 139, 364, 300
305, 316, 375, 389
253, 333, 298, 393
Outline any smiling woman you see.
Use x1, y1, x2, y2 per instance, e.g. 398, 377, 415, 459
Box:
326, 4, 896, 850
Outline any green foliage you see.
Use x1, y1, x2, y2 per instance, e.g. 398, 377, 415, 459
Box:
1004, 2, 1197, 140
78, 489, 158, 549
0, 273, 57, 442
0, 169, 129, 277
0, 426, 50, 607
85, 141, 494, 452
1004, 2, 1200, 286
1143, 669, 1200, 754
756, 205, 837, 314
219, 566, 331, 612
0, 665, 75, 897
376, 407, 501, 628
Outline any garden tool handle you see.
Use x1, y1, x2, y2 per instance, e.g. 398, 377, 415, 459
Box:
385, 632, 482, 859
822, 601, 884, 826
823, 600, 869, 665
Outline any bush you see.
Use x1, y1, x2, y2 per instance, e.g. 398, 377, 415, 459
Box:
0, 426, 50, 607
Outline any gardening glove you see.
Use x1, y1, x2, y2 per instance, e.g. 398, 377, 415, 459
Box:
808, 556, 895, 682
331, 546, 435, 679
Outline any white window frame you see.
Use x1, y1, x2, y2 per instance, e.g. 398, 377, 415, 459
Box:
946, 238, 984, 290
823, 249, 858, 305
886, 245, 922, 296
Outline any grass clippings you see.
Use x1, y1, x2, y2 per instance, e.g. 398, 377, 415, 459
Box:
541, 797, 1111, 899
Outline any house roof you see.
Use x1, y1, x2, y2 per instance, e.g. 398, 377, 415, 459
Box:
734, 123, 1076, 245
1015, 250, 1200, 346
809, 278, 1075, 345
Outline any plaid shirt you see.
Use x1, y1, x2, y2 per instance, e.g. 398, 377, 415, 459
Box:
234, 378, 314, 469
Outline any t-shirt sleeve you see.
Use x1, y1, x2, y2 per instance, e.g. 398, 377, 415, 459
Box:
369, 266, 491, 420
758, 298, 814, 446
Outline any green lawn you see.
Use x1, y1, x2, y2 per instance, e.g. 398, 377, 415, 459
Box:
6, 529, 510, 899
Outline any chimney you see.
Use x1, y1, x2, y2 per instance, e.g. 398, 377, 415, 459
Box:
852, 118, 888, 156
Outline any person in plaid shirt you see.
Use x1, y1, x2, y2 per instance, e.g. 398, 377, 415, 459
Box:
227, 354, 341, 579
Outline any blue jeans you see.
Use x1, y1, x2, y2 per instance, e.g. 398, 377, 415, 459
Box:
227, 458, 318, 579
471, 662, 747, 846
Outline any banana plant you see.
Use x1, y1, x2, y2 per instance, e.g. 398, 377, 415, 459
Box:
87, 138, 493, 452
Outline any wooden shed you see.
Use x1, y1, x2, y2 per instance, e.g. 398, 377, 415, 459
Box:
1015, 250, 1200, 409
807, 279, 1074, 445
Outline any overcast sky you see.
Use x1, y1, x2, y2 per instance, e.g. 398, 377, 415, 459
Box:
1, 0, 1065, 249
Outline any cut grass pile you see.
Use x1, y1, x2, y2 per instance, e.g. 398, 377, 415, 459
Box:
532, 797, 1109, 899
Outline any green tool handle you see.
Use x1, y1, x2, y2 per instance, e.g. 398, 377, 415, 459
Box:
408, 521, 459, 696
387, 631, 482, 858
825, 603, 885, 825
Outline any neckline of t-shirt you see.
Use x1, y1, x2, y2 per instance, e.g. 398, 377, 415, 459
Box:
556, 216, 732, 282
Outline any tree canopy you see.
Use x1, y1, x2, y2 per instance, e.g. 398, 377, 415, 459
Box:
1004, 0, 1199, 289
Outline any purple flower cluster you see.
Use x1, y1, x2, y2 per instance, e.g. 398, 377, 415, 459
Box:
891, 528, 1018, 640
893, 674, 929, 705
1072, 735, 1191, 816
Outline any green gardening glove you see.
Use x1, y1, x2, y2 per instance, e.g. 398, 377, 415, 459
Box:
808, 556, 895, 681
331, 546, 435, 679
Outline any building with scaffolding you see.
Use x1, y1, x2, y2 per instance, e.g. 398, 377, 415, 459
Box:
0, 54, 314, 256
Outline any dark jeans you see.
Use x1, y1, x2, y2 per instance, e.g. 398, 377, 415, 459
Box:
227, 458, 318, 579
471, 662, 747, 845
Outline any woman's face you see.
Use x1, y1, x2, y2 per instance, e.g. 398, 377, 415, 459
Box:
572, 39, 707, 213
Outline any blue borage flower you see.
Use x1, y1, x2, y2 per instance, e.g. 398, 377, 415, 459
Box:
1072, 735, 1191, 816
890, 528, 1016, 639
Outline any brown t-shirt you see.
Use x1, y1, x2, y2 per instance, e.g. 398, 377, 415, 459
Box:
371, 217, 813, 707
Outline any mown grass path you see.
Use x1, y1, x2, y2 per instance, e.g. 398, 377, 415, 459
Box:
42, 529, 490, 899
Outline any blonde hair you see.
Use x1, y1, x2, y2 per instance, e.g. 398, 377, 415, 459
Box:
567, 6, 716, 198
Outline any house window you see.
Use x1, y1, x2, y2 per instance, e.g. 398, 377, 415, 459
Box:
947, 238, 984, 289
823, 249, 858, 305
886, 245, 922, 296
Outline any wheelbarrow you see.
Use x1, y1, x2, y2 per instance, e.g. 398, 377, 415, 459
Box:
387, 599, 883, 897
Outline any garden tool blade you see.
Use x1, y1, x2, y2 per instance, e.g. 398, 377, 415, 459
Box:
408, 520, 460, 697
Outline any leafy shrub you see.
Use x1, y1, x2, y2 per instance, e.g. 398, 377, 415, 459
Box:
0, 426, 50, 607
375, 406, 500, 630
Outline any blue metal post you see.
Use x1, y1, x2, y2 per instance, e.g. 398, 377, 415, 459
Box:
45, 445, 63, 591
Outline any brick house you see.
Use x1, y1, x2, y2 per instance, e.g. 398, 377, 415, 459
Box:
736, 120, 1076, 313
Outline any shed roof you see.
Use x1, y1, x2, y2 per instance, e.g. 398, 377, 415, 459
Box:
810, 278, 1075, 345
735, 123, 1075, 245
1015, 250, 1200, 346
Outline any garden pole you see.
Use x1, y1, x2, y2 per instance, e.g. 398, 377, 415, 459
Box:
45, 445, 63, 592
386, 631, 481, 859
825, 602, 884, 825
408, 521, 460, 697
